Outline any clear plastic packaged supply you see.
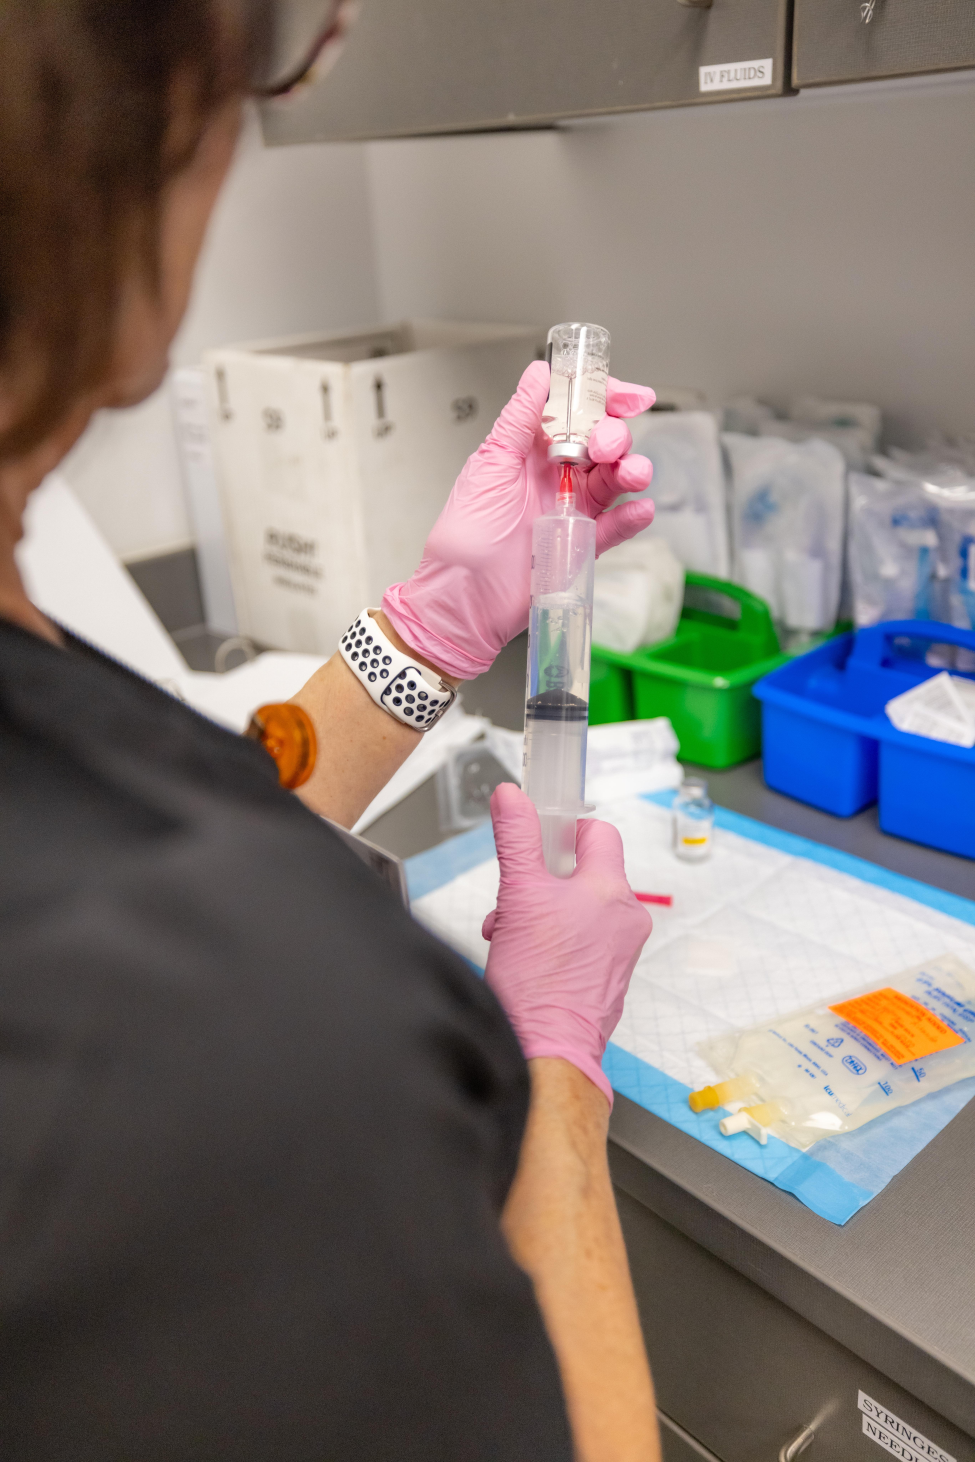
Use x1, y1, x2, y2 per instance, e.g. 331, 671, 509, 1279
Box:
591, 534, 685, 654
723, 432, 846, 642
625, 411, 730, 578
690, 953, 975, 1149
847, 470, 942, 627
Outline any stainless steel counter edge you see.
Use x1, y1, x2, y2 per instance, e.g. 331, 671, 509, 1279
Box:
609, 1095, 975, 1438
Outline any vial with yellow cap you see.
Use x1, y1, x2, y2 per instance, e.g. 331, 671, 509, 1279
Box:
673, 777, 714, 862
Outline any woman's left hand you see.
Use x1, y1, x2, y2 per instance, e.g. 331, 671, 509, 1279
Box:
381, 360, 655, 681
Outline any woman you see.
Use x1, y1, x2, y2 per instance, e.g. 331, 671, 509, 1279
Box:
0, 4, 662, 1458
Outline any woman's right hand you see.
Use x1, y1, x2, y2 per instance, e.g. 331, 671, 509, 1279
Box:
482, 784, 653, 1105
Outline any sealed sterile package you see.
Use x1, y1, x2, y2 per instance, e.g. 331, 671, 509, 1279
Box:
871, 455, 975, 635
847, 470, 942, 626
592, 535, 684, 653
757, 417, 873, 470
722, 396, 776, 435
935, 492, 975, 632
788, 394, 882, 453
692, 953, 975, 1150
885, 671, 975, 747
723, 432, 846, 639
625, 411, 730, 578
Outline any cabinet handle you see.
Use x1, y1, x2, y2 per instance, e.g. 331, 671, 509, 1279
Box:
779, 1425, 816, 1462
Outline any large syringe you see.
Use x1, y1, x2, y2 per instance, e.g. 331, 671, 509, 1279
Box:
523, 323, 610, 876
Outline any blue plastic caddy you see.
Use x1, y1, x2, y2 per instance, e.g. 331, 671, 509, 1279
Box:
753, 620, 975, 859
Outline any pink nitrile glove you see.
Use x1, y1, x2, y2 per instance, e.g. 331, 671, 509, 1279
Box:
481, 783, 653, 1107
382, 360, 655, 682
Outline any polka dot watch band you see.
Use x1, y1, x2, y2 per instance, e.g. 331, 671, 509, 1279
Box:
338, 610, 457, 731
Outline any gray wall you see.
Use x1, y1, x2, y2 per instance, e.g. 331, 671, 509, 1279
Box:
60, 111, 379, 560
367, 70, 975, 448
61, 70, 975, 561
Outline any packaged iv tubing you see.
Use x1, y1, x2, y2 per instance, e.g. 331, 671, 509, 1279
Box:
524, 323, 608, 876
688, 954, 975, 1149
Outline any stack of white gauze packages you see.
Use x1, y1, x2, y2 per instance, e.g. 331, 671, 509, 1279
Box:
724, 395, 881, 470
885, 670, 975, 748
723, 433, 846, 642
624, 411, 730, 578
690, 953, 975, 1149
591, 535, 685, 654
847, 471, 942, 625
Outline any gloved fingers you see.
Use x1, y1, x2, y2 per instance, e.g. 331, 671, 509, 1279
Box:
490, 782, 548, 879
574, 816, 629, 879
481, 908, 498, 941
594, 498, 655, 558
485, 360, 551, 460
605, 377, 656, 419
587, 415, 632, 465
584, 453, 653, 510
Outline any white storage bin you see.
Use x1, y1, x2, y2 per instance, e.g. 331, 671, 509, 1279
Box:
204, 319, 544, 654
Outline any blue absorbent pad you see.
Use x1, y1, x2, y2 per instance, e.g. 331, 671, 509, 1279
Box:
406, 792, 975, 1226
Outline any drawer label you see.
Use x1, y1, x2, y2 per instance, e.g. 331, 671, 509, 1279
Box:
859, 1393, 956, 1462
699, 58, 773, 92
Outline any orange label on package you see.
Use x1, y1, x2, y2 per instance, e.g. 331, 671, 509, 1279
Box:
830, 988, 965, 1065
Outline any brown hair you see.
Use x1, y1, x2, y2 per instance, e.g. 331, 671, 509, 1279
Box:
0, 0, 275, 460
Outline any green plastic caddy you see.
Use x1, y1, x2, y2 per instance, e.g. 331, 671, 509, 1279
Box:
590, 573, 836, 768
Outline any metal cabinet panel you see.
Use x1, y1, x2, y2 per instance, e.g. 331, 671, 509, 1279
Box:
793, 0, 975, 87
262, 0, 792, 145
615, 1187, 975, 1462
659, 1410, 725, 1461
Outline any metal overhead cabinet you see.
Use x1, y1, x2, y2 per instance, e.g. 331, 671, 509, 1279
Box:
793, 0, 975, 88
261, 0, 793, 144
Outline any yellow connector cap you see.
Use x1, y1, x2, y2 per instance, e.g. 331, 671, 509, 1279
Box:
688, 1073, 758, 1114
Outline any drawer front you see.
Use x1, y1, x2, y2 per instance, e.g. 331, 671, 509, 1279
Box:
615, 1187, 975, 1462
794, 0, 975, 87
262, 0, 791, 144
660, 1410, 724, 1461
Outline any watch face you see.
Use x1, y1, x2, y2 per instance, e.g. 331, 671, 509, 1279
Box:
380, 666, 444, 728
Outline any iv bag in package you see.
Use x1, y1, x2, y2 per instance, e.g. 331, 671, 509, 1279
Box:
700, 953, 975, 1151
592, 535, 684, 654
723, 433, 846, 637
847, 471, 941, 626
872, 454, 975, 636
788, 395, 882, 447
936, 494, 975, 633
757, 417, 873, 470
624, 411, 730, 578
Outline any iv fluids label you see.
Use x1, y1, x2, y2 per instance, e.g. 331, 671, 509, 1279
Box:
830, 988, 965, 1065
699, 58, 773, 92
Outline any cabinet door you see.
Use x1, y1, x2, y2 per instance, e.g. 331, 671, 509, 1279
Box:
613, 1186, 975, 1462
262, 0, 792, 145
793, 0, 975, 87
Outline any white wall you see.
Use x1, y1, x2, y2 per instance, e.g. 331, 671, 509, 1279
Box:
366, 71, 975, 449
61, 110, 379, 560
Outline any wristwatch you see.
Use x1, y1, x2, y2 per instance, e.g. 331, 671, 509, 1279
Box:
338, 610, 456, 730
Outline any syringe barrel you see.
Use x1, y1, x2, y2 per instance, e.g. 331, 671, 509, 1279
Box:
523, 505, 596, 877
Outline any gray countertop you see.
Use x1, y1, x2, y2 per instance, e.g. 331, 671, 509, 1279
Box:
367, 636, 975, 1436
